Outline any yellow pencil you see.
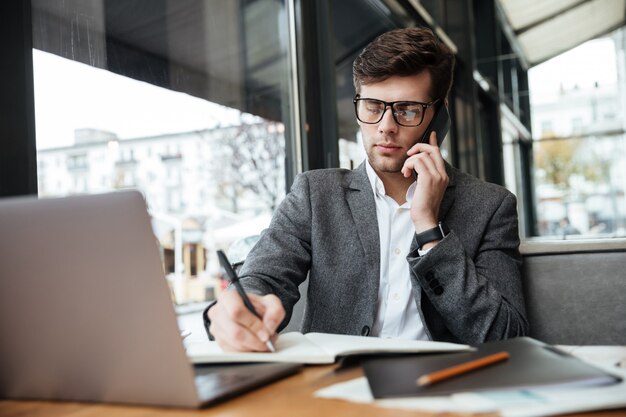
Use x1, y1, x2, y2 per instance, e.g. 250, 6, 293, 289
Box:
416, 351, 510, 387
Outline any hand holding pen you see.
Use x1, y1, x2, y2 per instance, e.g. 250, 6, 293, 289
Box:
211, 250, 281, 352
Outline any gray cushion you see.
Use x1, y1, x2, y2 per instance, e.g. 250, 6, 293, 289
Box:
521, 239, 626, 345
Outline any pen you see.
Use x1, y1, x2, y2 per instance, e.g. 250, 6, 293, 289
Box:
216, 250, 276, 352
416, 351, 509, 387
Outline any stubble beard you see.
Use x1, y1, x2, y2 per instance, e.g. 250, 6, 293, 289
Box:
367, 151, 407, 174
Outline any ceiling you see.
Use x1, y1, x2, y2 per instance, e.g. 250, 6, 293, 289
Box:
498, 0, 626, 66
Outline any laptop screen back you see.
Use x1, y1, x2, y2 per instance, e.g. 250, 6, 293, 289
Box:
0, 191, 200, 407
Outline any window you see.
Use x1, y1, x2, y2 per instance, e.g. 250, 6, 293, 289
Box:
529, 30, 626, 239
31, 0, 295, 306
67, 154, 88, 171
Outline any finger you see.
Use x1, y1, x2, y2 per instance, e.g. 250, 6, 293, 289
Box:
222, 294, 272, 344
401, 156, 417, 178
428, 132, 447, 174
407, 138, 437, 156
258, 294, 286, 334
412, 152, 440, 180
217, 314, 269, 351
216, 291, 269, 343
407, 143, 423, 156
408, 143, 446, 176
244, 294, 284, 338
247, 296, 284, 338
209, 303, 268, 352
403, 151, 438, 179
429, 130, 438, 147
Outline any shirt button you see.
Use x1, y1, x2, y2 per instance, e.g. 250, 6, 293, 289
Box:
394, 248, 401, 255
393, 293, 400, 301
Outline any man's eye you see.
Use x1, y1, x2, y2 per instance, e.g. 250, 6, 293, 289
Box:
396, 105, 421, 118
397, 110, 417, 120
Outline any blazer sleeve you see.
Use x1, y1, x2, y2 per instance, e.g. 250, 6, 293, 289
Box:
235, 172, 313, 330
407, 192, 528, 344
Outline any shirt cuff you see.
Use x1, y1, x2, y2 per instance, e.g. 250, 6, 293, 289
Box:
417, 247, 433, 257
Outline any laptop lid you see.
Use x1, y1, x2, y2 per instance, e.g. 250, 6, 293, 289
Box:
0, 190, 233, 407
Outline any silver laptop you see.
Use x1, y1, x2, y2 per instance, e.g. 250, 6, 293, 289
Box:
0, 190, 300, 408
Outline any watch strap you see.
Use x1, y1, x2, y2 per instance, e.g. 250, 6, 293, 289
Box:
415, 222, 449, 249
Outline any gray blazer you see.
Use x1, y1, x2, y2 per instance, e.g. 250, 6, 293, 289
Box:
237, 162, 528, 344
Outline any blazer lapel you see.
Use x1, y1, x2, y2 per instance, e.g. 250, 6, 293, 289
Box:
343, 163, 380, 312
343, 163, 380, 261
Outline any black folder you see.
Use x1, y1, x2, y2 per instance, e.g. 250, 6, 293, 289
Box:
363, 337, 621, 398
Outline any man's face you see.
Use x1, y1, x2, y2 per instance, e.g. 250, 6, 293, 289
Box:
357, 72, 436, 175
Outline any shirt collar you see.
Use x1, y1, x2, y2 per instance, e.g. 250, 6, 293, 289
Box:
365, 159, 385, 197
365, 160, 416, 205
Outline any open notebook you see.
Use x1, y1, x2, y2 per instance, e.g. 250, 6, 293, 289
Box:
186, 332, 471, 365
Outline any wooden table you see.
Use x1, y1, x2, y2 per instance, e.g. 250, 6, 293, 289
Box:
1, 365, 624, 417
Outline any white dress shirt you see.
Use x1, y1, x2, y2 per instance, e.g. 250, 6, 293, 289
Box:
365, 161, 429, 340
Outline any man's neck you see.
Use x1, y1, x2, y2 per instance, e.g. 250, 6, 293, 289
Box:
376, 170, 413, 205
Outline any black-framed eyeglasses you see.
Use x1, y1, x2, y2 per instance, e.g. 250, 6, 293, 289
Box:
353, 95, 439, 127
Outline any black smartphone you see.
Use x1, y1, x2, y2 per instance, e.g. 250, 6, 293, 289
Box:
420, 102, 450, 146
413, 103, 450, 181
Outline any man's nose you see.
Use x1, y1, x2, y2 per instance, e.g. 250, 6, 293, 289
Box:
378, 106, 398, 133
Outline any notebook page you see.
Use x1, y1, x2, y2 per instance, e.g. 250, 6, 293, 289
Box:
186, 332, 333, 364
304, 332, 471, 358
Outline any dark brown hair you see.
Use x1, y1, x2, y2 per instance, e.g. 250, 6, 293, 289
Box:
353, 27, 455, 100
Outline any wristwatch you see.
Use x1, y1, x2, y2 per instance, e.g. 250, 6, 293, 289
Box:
415, 222, 450, 250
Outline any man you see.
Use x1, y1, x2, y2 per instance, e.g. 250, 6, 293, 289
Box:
205, 27, 528, 352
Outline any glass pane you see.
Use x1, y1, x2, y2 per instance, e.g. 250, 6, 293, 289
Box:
32, 0, 292, 306
529, 28, 626, 239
